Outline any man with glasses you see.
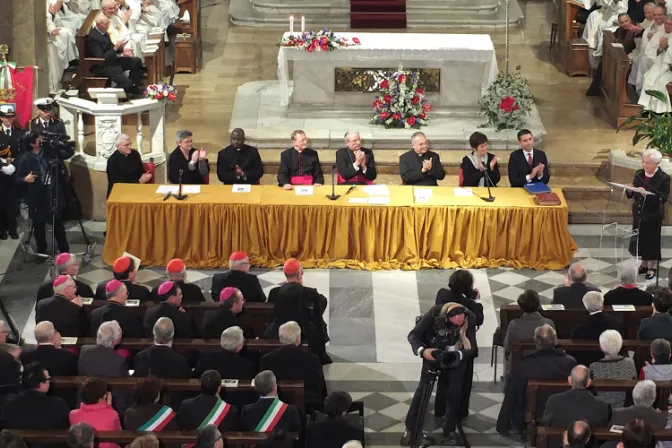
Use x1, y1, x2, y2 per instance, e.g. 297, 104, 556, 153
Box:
143, 281, 199, 338
35, 275, 88, 337
195, 425, 224, 448
211, 251, 266, 302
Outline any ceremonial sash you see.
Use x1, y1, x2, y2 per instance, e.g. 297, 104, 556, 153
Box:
138, 405, 176, 431
290, 175, 313, 185
254, 398, 288, 433
337, 173, 373, 185
199, 399, 231, 428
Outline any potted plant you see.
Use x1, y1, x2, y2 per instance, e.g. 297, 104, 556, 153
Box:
618, 90, 672, 156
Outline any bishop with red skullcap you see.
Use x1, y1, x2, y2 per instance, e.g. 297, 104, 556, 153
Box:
36, 252, 94, 308
35, 274, 89, 337
90, 278, 145, 338
143, 280, 200, 339
93, 256, 151, 302
210, 251, 267, 302
149, 258, 205, 303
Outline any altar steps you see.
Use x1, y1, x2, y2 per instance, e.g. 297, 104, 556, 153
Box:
350, 0, 406, 29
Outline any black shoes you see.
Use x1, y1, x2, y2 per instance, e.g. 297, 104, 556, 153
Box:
9, 232, 18, 240
646, 270, 657, 280
638, 266, 648, 275
442, 431, 466, 446
400, 429, 412, 446
0, 233, 7, 240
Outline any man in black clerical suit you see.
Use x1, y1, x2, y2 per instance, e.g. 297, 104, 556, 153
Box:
36, 253, 94, 309
508, 129, 551, 188
335, 130, 377, 185
28, 98, 67, 135
211, 251, 266, 302
95, 256, 151, 301
178, 370, 239, 432
217, 128, 264, 185
106, 134, 152, 198
36, 275, 88, 338
150, 258, 205, 303
21, 321, 77, 377
85, 13, 143, 93
306, 391, 364, 448
201, 287, 254, 339
277, 130, 324, 189
196, 326, 256, 378
240, 370, 303, 434
134, 317, 192, 378
0, 108, 26, 159
90, 280, 144, 338
399, 131, 446, 186
143, 281, 200, 339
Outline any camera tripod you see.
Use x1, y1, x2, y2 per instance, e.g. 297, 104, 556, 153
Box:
410, 369, 470, 448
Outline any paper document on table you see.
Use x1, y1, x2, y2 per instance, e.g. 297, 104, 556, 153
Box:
182, 185, 201, 194
348, 198, 368, 204
414, 188, 433, 198
156, 185, 179, 194
541, 304, 565, 310
368, 197, 390, 205
295, 186, 314, 195
363, 185, 390, 196
80, 298, 93, 305
612, 305, 635, 311
454, 188, 473, 197
60, 337, 78, 345
232, 184, 251, 193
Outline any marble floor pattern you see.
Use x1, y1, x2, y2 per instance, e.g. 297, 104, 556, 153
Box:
0, 223, 667, 447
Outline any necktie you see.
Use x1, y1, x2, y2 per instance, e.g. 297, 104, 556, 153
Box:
527, 152, 533, 167
4, 129, 9, 137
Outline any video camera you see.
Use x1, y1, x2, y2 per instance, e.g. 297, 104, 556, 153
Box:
430, 317, 464, 370
40, 131, 76, 160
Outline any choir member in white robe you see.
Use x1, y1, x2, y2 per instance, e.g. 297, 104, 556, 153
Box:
152, 0, 179, 25
47, 0, 84, 33
101, 0, 145, 62
631, 2, 657, 54
582, 0, 628, 64
629, 5, 667, 92
46, 5, 78, 93
638, 18, 672, 112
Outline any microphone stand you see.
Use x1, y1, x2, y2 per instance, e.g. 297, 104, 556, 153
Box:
326, 165, 340, 200
481, 163, 495, 203
173, 168, 188, 200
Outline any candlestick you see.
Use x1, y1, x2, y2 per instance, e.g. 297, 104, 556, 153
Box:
289, 15, 294, 34
301, 16, 305, 32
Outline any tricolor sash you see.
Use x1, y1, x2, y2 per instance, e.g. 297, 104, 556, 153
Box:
290, 175, 314, 185
138, 405, 176, 431
254, 398, 288, 433
199, 399, 232, 428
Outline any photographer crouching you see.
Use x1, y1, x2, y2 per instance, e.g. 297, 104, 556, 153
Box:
402, 302, 478, 447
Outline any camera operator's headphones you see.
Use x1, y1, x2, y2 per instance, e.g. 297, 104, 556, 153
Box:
439, 302, 471, 350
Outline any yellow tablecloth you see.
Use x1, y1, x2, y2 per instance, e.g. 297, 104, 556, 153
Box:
103, 184, 576, 270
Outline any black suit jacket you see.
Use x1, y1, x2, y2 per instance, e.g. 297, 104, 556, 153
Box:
507, 148, 550, 188
335, 147, 377, 184
95, 280, 151, 302
150, 281, 205, 303
178, 394, 239, 431
610, 405, 667, 429
217, 144, 264, 185
306, 415, 364, 448
604, 286, 653, 307
0, 390, 70, 434
36, 279, 94, 310
551, 283, 600, 308
460, 152, 501, 187
571, 312, 625, 339
20, 345, 77, 376
637, 313, 672, 340
277, 148, 324, 185
241, 398, 303, 434
35, 295, 89, 337
143, 302, 200, 339
200, 306, 254, 339
627, 168, 671, 222
399, 149, 445, 186
78, 344, 129, 377
124, 403, 179, 431
28, 117, 66, 136
0, 350, 21, 397
211, 270, 266, 302
89, 301, 144, 338
434, 288, 484, 356
133, 345, 192, 378
541, 389, 611, 448
260, 345, 326, 407
196, 349, 256, 379
85, 26, 124, 77
0, 125, 26, 159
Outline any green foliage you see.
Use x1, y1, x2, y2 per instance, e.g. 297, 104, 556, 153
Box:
479, 67, 534, 131
619, 90, 672, 155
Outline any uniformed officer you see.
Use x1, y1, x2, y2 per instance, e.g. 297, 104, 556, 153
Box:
0, 106, 26, 159
0, 144, 19, 239
28, 98, 67, 136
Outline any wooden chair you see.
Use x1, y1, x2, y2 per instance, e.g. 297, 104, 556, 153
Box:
173, 0, 202, 73
555, 0, 590, 76
74, 10, 108, 96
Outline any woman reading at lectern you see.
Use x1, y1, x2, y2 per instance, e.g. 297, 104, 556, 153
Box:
460, 132, 500, 188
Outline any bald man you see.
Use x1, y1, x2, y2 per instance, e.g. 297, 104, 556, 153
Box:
20, 321, 78, 377
551, 263, 600, 308
36, 253, 95, 308
217, 129, 264, 185
35, 275, 89, 337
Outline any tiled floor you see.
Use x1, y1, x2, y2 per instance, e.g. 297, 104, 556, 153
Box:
1, 222, 667, 447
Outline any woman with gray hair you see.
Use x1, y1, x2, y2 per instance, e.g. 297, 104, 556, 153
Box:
603, 259, 653, 307
627, 148, 670, 280
588, 329, 636, 408
167, 130, 209, 185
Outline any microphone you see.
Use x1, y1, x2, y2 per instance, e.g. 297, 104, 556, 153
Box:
326, 165, 340, 200
481, 160, 495, 203
173, 168, 188, 200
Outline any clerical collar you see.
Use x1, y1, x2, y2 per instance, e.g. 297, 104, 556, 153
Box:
645, 168, 659, 178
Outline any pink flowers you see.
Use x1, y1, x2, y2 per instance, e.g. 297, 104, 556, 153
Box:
379, 111, 390, 119
422, 103, 432, 112
279, 30, 360, 52
411, 95, 420, 105
398, 74, 406, 84
353, 37, 360, 44
416, 88, 424, 95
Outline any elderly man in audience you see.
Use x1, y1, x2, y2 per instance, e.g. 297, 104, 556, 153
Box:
609, 380, 667, 433
95, 256, 150, 301
637, 288, 672, 339
306, 391, 364, 448
36, 275, 88, 337
399, 131, 446, 186
124, 376, 178, 431
69, 378, 122, 448
638, 16, 672, 112
90, 280, 144, 338
551, 263, 600, 307
143, 281, 199, 338
68, 422, 95, 448
129, 434, 160, 448
195, 425, 224, 448
572, 292, 625, 339
605, 260, 653, 306
629, 5, 667, 92
589, 330, 637, 409
583, 0, 628, 66
100, 0, 144, 60
201, 287, 254, 339
134, 317, 191, 378
216, 129, 265, 185
241, 370, 303, 434
78, 321, 128, 377
211, 251, 266, 302
178, 370, 239, 432
261, 321, 327, 412
335, 130, 377, 185
21, 321, 77, 377
496, 324, 577, 435
639, 338, 672, 380
46, 1, 79, 93
0, 342, 21, 407
562, 420, 592, 448
106, 134, 153, 198
36, 253, 95, 306
619, 419, 656, 448
150, 258, 204, 302
196, 326, 256, 379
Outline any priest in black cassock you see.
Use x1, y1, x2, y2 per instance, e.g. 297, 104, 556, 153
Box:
399, 131, 446, 186
167, 130, 209, 185
106, 133, 152, 197
335, 130, 377, 185
277, 130, 324, 189
217, 128, 264, 185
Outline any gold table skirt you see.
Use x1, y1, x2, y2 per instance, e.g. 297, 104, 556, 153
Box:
103, 184, 576, 270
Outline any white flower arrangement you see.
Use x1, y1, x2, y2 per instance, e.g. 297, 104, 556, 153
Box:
479, 66, 533, 131
145, 83, 177, 102
370, 66, 431, 129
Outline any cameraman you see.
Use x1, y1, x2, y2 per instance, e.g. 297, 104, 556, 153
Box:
15, 131, 75, 256
402, 302, 477, 447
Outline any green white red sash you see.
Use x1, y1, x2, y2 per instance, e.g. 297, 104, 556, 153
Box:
138, 405, 176, 431
199, 399, 231, 428
254, 398, 288, 432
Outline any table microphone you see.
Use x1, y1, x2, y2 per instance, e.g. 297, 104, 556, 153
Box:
326, 165, 340, 200
481, 165, 496, 203
173, 168, 188, 200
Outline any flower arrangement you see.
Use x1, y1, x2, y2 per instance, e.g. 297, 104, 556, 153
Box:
279, 29, 360, 52
479, 66, 533, 131
370, 66, 431, 129
145, 83, 177, 102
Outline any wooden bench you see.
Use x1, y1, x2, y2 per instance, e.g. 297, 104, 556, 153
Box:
173, 0, 202, 73
601, 29, 643, 128
554, 0, 590, 76
62, 337, 309, 353
536, 427, 672, 448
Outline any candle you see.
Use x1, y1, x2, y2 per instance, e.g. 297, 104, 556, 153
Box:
301, 16, 305, 32
289, 15, 294, 34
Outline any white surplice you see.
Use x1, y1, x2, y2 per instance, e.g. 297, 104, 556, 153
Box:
629, 22, 666, 92
638, 38, 672, 113
47, 0, 84, 33
46, 4, 78, 93
582, 0, 628, 57
107, 13, 145, 62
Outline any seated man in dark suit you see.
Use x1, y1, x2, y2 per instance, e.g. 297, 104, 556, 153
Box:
211, 252, 266, 302
564, 420, 592, 448
260, 321, 326, 412
571, 292, 624, 339
496, 324, 577, 435
609, 380, 667, 432
36, 253, 94, 309
201, 287, 253, 339
605, 260, 653, 307
551, 263, 600, 308
36, 275, 89, 337
21, 321, 77, 376
178, 370, 239, 432
507, 129, 550, 188
619, 419, 656, 448
241, 370, 302, 434
90, 280, 144, 338
85, 13, 143, 94
195, 425, 224, 448
95, 256, 150, 301
134, 317, 192, 378
398, 132, 446, 186
196, 326, 256, 379
78, 320, 129, 377
150, 258, 205, 303
541, 365, 612, 446
143, 281, 199, 339
306, 391, 364, 448
637, 289, 672, 340
0, 343, 21, 406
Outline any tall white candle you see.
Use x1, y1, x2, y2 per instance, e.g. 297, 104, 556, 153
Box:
301, 16, 305, 32
289, 15, 294, 34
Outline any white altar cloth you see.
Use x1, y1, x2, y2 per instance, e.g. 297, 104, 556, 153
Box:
277, 32, 499, 107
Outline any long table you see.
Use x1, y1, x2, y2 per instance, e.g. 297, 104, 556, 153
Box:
103, 184, 576, 270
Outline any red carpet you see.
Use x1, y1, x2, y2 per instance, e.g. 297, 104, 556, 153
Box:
350, 0, 406, 28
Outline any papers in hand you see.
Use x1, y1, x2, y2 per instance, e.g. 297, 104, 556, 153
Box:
454, 187, 473, 197
363, 185, 390, 196
612, 304, 635, 311
368, 197, 390, 205
607, 182, 655, 196
156, 185, 178, 194
232, 184, 251, 193
61, 337, 78, 345
348, 198, 368, 204
80, 298, 93, 305
295, 186, 314, 196
122, 252, 142, 271
541, 304, 565, 310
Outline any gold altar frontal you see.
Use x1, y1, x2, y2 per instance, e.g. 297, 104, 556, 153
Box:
103, 184, 577, 270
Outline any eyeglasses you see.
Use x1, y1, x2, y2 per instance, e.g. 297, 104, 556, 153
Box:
44, 377, 52, 382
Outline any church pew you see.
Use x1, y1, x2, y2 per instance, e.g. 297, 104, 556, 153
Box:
499, 304, 650, 340
555, 0, 590, 76
536, 427, 672, 448
50, 377, 305, 410
601, 30, 643, 128
64, 337, 307, 352
174, 0, 202, 73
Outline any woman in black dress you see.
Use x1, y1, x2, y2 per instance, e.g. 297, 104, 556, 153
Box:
460, 132, 500, 187
167, 130, 209, 184
627, 149, 671, 279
